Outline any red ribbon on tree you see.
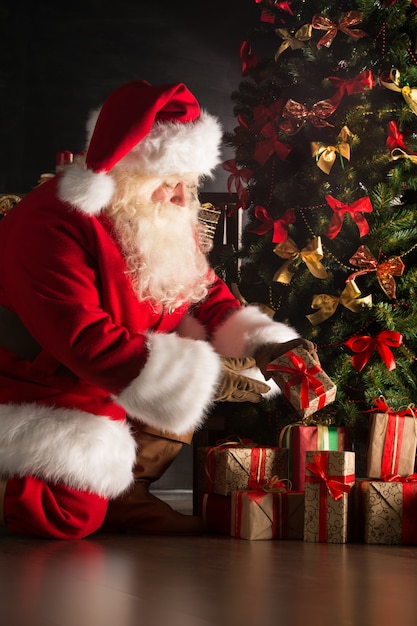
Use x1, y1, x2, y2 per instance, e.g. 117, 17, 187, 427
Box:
249, 206, 295, 243
328, 70, 374, 108
312, 11, 368, 49
252, 101, 285, 133
239, 40, 258, 76
344, 330, 403, 371
267, 350, 325, 409
254, 121, 292, 164
222, 159, 253, 197
386, 120, 409, 152
324, 195, 373, 239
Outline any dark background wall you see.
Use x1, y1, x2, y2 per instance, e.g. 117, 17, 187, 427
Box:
2, 0, 259, 194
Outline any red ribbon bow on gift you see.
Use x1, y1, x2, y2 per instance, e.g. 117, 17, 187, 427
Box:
329, 70, 374, 108
267, 350, 324, 409
312, 11, 368, 49
249, 206, 295, 243
324, 195, 372, 239
366, 396, 416, 417
348, 245, 405, 300
279, 99, 336, 135
254, 121, 292, 164
344, 330, 403, 371
306, 453, 352, 500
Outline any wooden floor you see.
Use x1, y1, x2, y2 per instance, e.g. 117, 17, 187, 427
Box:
1, 491, 417, 626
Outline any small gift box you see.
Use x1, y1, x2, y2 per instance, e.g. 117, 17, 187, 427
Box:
358, 477, 417, 544
365, 398, 417, 479
197, 492, 231, 534
279, 423, 351, 491
197, 442, 288, 496
304, 450, 355, 543
231, 480, 305, 540
267, 346, 337, 419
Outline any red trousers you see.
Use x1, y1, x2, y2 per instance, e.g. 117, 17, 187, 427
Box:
4, 476, 108, 539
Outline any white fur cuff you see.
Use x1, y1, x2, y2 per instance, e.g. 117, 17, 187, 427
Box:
211, 305, 300, 357
116, 333, 222, 437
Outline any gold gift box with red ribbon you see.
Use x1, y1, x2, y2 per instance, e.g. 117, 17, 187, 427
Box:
365, 398, 417, 479
197, 443, 288, 496
358, 476, 417, 544
304, 450, 355, 543
231, 485, 305, 541
267, 346, 337, 419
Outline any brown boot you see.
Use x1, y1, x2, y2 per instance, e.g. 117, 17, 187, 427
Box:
102, 425, 204, 535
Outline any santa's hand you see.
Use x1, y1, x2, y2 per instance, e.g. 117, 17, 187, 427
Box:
214, 357, 271, 403
254, 338, 319, 379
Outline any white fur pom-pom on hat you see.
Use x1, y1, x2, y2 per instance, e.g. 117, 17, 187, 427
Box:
58, 80, 223, 214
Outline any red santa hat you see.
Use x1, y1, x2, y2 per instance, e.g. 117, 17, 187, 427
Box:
58, 80, 223, 214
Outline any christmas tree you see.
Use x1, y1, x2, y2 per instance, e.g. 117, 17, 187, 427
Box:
218, 0, 417, 453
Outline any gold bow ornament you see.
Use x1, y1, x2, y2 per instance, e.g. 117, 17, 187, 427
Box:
391, 147, 417, 165
348, 245, 405, 300
379, 69, 417, 116
275, 24, 312, 61
306, 278, 372, 325
311, 126, 353, 174
273, 236, 329, 284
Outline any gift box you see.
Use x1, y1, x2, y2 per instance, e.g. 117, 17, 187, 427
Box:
358, 478, 417, 544
304, 450, 355, 543
279, 423, 351, 491
197, 443, 288, 496
197, 492, 231, 534
231, 487, 305, 540
365, 402, 417, 479
267, 346, 337, 419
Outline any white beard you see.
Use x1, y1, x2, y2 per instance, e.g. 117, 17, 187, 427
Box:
107, 180, 214, 311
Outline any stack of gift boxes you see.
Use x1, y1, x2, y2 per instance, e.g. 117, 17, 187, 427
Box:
196, 346, 417, 544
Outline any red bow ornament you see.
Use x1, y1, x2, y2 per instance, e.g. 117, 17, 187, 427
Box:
329, 70, 374, 108
344, 330, 403, 371
249, 206, 295, 243
386, 121, 409, 152
324, 195, 372, 239
240, 40, 259, 77
348, 245, 405, 300
252, 101, 285, 133
280, 99, 336, 135
312, 11, 368, 49
222, 160, 253, 197
254, 121, 292, 164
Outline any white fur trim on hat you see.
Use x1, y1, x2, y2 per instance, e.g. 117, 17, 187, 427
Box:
117, 110, 223, 178
0, 403, 136, 498
211, 305, 300, 357
115, 332, 222, 436
58, 163, 116, 215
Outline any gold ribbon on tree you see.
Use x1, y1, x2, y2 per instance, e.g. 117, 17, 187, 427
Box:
391, 148, 417, 165
311, 125, 353, 174
306, 279, 372, 325
348, 245, 405, 300
273, 236, 329, 284
312, 11, 368, 49
274, 24, 312, 61
280, 98, 336, 135
379, 69, 417, 116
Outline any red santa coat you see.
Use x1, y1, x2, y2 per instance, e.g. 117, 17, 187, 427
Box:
0, 177, 299, 500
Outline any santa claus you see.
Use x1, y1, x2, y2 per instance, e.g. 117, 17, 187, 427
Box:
0, 80, 309, 539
